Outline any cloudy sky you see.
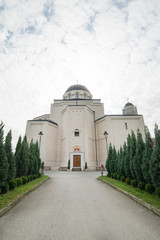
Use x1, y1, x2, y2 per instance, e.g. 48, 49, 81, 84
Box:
0, 0, 160, 149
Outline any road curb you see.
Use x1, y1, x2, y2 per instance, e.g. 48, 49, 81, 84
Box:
0, 176, 50, 218
98, 178, 160, 217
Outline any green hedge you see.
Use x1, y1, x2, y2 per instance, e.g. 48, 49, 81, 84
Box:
1, 184, 9, 194
16, 178, 23, 186
9, 180, 17, 190
126, 177, 131, 185
131, 179, 138, 188
138, 182, 145, 190
145, 184, 154, 194
121, 176, 126, 182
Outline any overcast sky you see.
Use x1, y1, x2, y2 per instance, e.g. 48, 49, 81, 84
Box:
0, 0, 160, 149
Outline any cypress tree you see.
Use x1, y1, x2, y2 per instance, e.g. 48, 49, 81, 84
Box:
116, 150, 120, 175
119, 146, 124, 176
122, 142, 127, 177
34, 141, 41, 173
21, 136, 29, 176
134, 129, 145, 182
130, 131, 136, 179
106, 143, 112, 174
111, 146, 116, 173
124, 134, 132, 178
14, 136, 22, 177
17, 136, 29, 177
0, 122, 8, 187
28, 140, 35, 175
112, 146, 117, 173
5, 130, 16, 181
149, 124, 160, 187
141, 126, 153, 183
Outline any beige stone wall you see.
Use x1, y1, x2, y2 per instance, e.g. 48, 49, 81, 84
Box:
25, 120, 58, 168
58, 106, 96, 169
96, 115, 145, 167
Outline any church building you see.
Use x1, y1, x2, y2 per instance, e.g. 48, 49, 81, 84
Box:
25, 84, 145, 171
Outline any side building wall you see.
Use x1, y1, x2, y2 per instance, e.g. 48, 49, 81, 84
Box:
96, 115, 145, 167
26, 120, 58, 169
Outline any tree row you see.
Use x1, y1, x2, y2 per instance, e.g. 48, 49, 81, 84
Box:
106, 124, 160, 188
0, 122, 41, 190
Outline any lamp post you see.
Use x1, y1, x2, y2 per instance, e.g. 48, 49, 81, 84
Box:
104, 131, 108, 156
39, 131, 43, 150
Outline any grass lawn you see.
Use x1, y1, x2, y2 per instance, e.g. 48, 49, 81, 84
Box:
99, 176, 160, 210
0, 175, 49, 210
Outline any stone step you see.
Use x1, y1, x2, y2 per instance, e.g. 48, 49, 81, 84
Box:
72, 167, 82, 171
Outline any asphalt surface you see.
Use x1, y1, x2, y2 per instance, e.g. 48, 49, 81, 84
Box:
0, 171, 160, 240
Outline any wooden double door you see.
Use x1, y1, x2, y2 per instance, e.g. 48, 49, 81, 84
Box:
73, 155, 81, 167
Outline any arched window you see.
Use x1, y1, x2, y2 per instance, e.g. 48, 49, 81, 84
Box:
76, 92, 79, 99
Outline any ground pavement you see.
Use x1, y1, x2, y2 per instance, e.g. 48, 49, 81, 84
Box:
0, 171, 160, 240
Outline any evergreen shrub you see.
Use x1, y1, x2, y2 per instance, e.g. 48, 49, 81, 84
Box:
138, 182, 145, 190
113, 173, 117, 179
117, 174, 121, 180
111, 173, 114, 179
37, 173, 41, 178
16, 178, 22, 186
121, 176, 126, 182
145, 184, 154, 194
21, 176, 28, 184
68, 160, 70, 170
107, 173, 111, 178
155, 187, 160, 198
27, 176, 32, 182
9, 180, 17, 190
131, 179, 138, 188
85, 161, 87, 170
126, 177, 131, 185
29, 175, 33, 181
1, 184, 9, 194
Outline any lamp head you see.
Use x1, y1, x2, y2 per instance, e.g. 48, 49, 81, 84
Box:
39, 131, 43, 136
104, 131, 108, 138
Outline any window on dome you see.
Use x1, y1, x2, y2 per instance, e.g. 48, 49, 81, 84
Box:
69, 94, 71, 99
76, 92, 79, 98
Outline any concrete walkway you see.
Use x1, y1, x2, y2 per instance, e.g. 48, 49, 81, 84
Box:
0, 171, 160, 240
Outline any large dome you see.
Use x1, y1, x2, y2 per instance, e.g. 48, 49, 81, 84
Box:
65, 84, 89, 93
63, 84, 92, 99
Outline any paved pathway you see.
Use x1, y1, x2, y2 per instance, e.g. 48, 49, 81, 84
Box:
0, 171, 160, 240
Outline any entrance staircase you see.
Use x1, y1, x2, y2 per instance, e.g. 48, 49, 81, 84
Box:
72, 167, 82, 171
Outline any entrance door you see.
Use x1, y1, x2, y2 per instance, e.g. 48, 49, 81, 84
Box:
73, 155, 81, 167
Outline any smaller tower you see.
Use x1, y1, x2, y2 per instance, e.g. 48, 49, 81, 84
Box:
123, 102, 138, 115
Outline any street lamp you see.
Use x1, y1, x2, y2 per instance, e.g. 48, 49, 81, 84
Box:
39, 131, 43, 150
104, 131, 108, 156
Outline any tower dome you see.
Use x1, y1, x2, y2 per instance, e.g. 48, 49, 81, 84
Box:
63, 84, 92, 99
123, 101, 138, 115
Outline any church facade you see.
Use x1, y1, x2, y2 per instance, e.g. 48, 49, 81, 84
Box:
25, 84, 145, 171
